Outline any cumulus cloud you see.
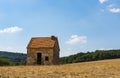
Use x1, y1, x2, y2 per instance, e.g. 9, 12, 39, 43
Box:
109, 8, 120, 13
0, 26, 22, 33
99, 0, 107, 4
6, 47, 14, 51
99, 48, 113, 50
99, 0, 120, 13
107, 4, 120, 13
66, 35, 87, 45
0, 46, 14, 52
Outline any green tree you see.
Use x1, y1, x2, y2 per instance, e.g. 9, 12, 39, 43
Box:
0, 58, 10, 66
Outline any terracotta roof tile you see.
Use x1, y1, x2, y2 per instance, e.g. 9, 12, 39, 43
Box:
27, 37, 57, 48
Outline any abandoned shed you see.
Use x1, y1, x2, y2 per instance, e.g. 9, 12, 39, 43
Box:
27, 36, 60, 65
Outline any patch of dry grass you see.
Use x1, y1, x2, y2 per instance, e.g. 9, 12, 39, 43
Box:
0, 59, 120, 78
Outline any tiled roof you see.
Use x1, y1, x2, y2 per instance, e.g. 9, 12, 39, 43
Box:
27, 36, 58, 48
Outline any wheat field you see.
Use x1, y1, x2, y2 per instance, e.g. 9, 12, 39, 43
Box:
0, 59, 120, 78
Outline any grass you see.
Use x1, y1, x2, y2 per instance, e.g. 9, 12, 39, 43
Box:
0, 59, 120, 78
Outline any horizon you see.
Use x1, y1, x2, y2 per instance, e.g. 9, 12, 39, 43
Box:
0, 0, 120, 57
0, 48, 120, 57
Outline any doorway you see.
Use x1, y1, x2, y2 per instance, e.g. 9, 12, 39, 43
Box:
37, 53, 42, 64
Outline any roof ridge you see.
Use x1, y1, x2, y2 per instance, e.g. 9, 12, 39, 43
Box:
31, 36, 57, 38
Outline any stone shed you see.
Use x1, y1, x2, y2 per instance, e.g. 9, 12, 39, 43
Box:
27, 36, 60, 65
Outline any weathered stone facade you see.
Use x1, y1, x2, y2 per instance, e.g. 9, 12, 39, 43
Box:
27, 36, 60, 65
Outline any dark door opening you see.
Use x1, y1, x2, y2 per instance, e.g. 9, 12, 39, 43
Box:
45, 56, 49, 61
37, 53, 42, 64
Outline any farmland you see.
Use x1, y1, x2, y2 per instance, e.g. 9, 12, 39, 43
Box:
0, 59, 120, 78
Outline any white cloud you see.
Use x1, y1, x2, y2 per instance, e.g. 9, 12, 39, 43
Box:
0, 46, 14, 52
99, 0, 107, 4
66, 35, 87, 45
109, 8, 120, 13
6, 47, 14, 51
99, 48, 113, 50
0, 26, 22, 33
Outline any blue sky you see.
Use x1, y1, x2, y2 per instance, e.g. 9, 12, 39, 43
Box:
0, 0, 120, 57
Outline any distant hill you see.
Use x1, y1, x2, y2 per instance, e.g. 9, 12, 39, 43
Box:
0, 51, 26, 65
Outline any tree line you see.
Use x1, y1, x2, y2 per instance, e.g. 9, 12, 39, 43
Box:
60, 49, 120, 64
0, 51, 26, 66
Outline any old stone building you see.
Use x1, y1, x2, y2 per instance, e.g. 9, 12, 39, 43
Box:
27, 36, 60, 65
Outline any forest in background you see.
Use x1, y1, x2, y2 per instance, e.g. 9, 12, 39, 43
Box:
60, 49, 120, 64
0, 51, 26, 65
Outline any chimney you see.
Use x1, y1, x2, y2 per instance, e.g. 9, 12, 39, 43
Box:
51, 35, 57, 41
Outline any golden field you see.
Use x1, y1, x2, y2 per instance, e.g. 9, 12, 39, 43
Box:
0, 59, 120, 78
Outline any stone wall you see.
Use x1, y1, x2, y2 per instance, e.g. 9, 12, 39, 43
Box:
53, 42, 59, 64
27, 47, 59, 65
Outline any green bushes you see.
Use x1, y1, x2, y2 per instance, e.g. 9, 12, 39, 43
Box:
0, 57, 26, 66
0, 58, 10, 66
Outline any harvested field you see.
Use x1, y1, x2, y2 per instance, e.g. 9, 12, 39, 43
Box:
0, 59, 120, 78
